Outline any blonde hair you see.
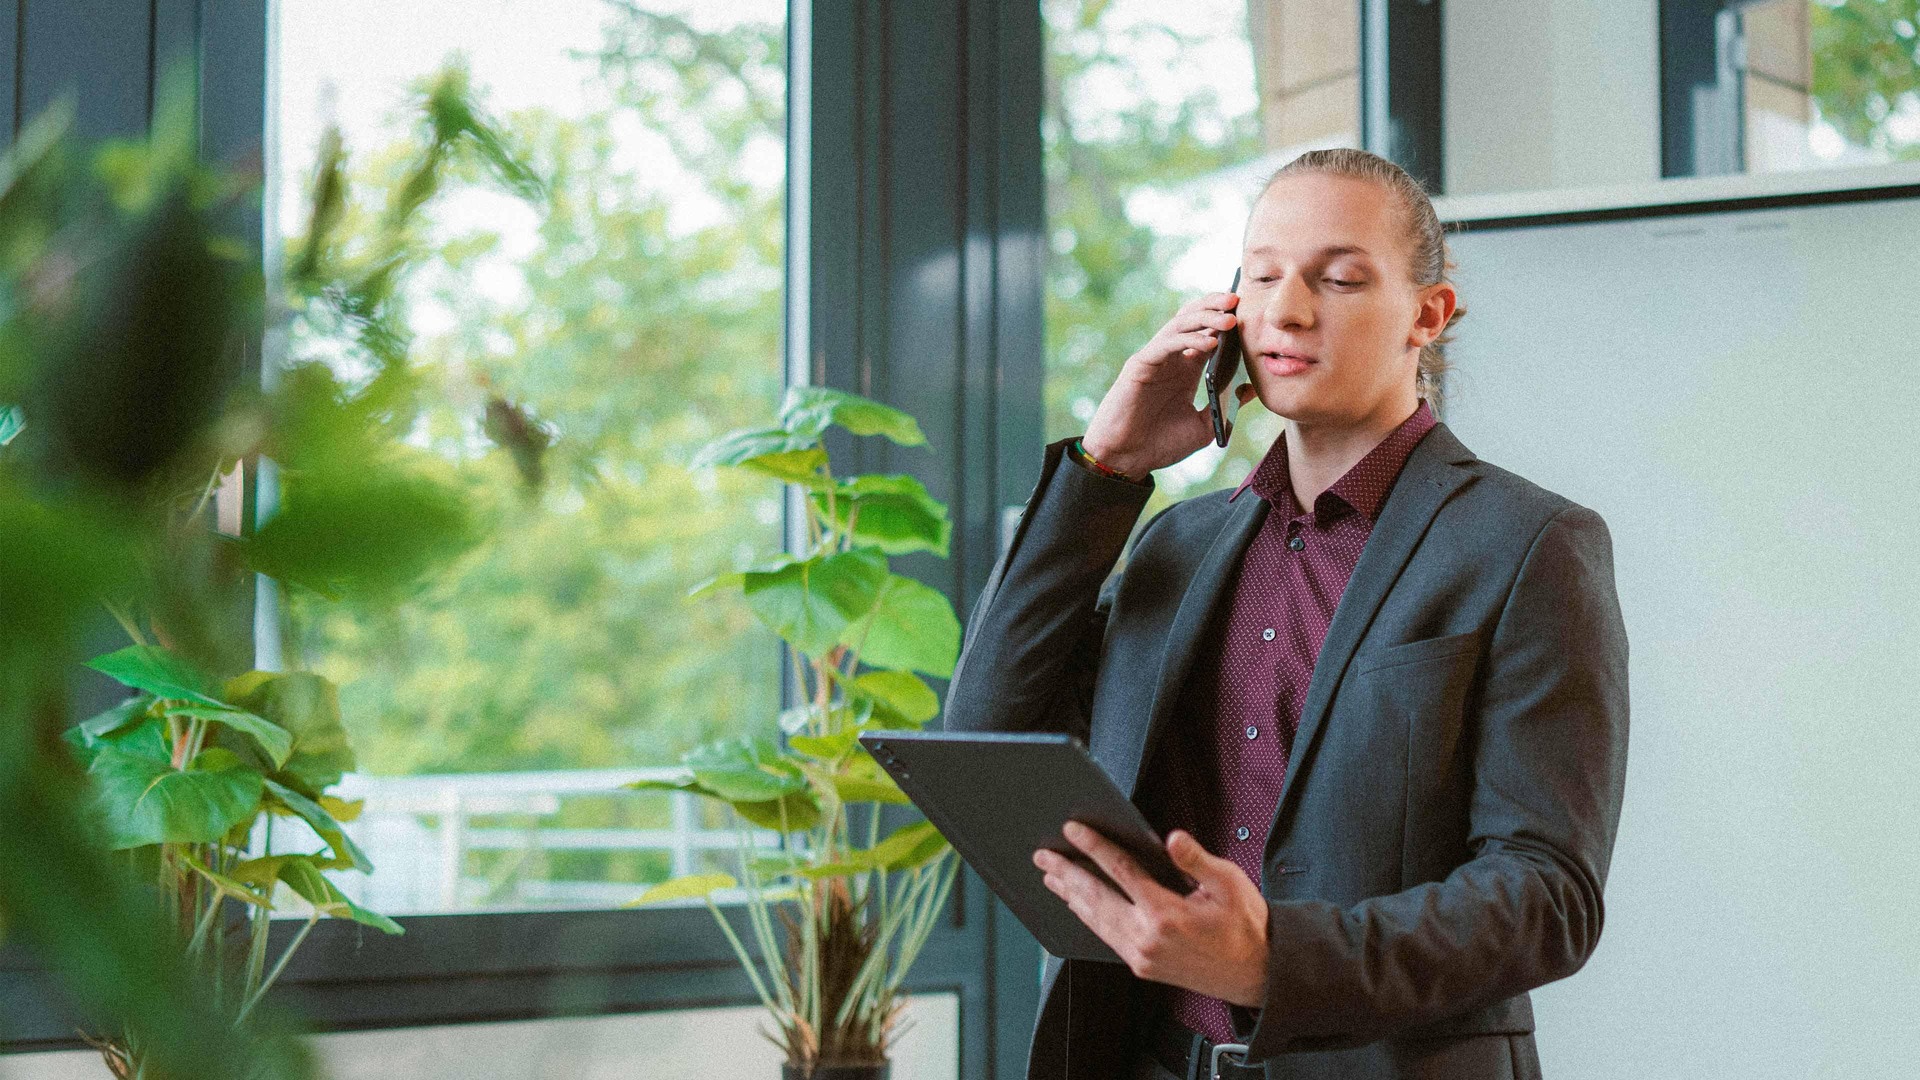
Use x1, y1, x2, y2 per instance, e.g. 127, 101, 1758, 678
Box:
1260, 148, 1464, 414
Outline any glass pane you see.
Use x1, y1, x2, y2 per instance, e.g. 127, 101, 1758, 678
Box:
1042, 0, 1360, 505
1745, 0, 1920, 173
271, 0, 786, 914
1444, 3, 1918, 196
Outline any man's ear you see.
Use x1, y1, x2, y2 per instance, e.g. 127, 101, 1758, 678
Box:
1408, 281, 1457, 348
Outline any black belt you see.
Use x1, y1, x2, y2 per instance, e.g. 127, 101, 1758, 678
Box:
1148, 1014, 1263, 1080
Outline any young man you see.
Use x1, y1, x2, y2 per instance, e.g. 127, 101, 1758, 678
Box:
943, 149, 1630, 1080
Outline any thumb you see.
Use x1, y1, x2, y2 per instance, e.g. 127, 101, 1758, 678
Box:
1166, 830, 1227, 886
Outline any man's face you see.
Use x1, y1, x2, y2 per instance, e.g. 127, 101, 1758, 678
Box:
1237, 173, 1437, 428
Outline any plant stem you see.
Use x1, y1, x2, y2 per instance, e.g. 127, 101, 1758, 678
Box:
703, 896, 780, 1014
236, 914, 316, 1025
738, 829, 796, 1017
243, 895, 272, 1005
187, 464, 223, 522
103, 601, 150, 647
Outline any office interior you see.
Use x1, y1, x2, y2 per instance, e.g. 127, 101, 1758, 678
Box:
0, 2, 1915, 1078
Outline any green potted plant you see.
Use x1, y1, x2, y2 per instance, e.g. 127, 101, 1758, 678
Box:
0, 65, 541, 1078
631, 387, 962, 1079
66, 644, 398, 1078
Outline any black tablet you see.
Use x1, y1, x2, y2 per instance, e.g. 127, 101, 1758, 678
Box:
857, 729, 1193, 963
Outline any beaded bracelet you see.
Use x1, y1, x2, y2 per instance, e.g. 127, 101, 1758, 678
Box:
1073, 439, 1148, 485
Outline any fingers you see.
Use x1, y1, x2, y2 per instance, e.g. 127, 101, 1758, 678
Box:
1162, 310, 1236, 360
1061, 821, 1179, 905
1179, 310, 1238, 334
1235, 383, 1258, 406
1165, 830, 1238, 894
1169, 330, 1223, 359
1034, 847, 1133, 937
1177, 291, 1240, 316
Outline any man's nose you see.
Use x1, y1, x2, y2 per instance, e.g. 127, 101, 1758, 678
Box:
1261, 273, 1315, 332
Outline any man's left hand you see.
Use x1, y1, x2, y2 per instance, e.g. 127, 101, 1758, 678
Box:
1034, 822, 1270, 1007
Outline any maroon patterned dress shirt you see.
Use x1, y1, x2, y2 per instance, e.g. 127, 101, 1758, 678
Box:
1136, 399, 1438, 1042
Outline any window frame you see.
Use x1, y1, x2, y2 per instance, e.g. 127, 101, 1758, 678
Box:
0, 2, 1045, 1077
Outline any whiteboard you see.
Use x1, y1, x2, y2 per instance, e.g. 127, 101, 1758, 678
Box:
1443, 195, 1920, 1080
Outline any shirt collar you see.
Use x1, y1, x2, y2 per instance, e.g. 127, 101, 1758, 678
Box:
1228, 399, 1438, 524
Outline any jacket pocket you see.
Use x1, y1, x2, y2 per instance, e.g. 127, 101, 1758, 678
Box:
1350, 629, 1483, 677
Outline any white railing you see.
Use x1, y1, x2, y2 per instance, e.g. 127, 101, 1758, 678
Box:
309, 769, 780, 915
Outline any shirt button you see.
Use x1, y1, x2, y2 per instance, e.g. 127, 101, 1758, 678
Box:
1235, 826, 1251, 841
1287, 536, 1305, 552
1261, 628, 1275, 642
1245, 725, 1259, 740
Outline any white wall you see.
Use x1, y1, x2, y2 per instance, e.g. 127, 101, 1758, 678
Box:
2, 994, 959, 1080
1443, 195, 1920, 1078
1444, 0, 1662, 195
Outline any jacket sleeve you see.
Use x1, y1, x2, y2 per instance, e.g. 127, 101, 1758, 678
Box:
1239, 504, 1631, 1057
942, 437, 1157, 741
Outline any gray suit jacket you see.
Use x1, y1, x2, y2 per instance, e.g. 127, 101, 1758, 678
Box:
943, 423, 1629, 1080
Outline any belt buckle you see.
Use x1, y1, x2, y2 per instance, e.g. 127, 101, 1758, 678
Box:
1209, 1042, 1251, 1080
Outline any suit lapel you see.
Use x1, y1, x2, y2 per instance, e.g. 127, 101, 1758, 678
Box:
1266, 422, 1478, 843
1121, 489, 1267, 800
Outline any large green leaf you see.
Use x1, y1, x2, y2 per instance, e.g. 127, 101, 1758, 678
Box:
687, 552, 802, 600
87, 745, 264, 849
222, 671, 355, 796
625, 772, 699, 794
85, 646, 225, 707
867, 819, 948, 871
844, 573, 962, 678
237, 855, 402, 934
739, 447, 831, 486
730, 791, 822, 832
0, 404, 22, 446
832, 767, 911, 806
787, 729, 862, 762
243, 463, 481, 601
64, 711, 168, 770
626, 872, 737, 906
845, 670, 940, 728
0, 486, 138, 651
684, 735, 808, 802
778, 386, 926, 446
75, 694, 156, 739
264, 777, 372, 874
690, 426, 820, 471
625, 771, 822, 829
741, 547, 888, 657
180, 853, 272, 909
164, 704, 292, 769
815, 473, 951, 556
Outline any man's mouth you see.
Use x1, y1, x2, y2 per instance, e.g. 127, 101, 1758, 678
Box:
1256, 351, 1316, 376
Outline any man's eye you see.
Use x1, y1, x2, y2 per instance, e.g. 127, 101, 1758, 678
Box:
1326, 278, 1363, 288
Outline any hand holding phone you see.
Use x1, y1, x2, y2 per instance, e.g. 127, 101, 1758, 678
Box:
1079, 281, 1241, 479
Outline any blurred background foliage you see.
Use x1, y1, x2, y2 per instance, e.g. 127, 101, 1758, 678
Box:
284, 6, 786, 780
0, 51, 542, 1072
1811, 0, 1920, 160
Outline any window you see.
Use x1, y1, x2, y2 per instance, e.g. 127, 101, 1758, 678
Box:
1740, 0, 1920, 172
1042, 0, 1361, 504
1443, 2, 1918, 200
272, 0, 787, 915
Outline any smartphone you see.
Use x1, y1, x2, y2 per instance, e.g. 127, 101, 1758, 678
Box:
1202, 267, 1247, 448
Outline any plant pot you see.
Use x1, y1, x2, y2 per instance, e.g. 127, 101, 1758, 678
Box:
781, 1063, 890, 1080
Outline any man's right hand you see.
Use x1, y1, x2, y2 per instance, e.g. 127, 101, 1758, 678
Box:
1080, 291, 1240, 480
